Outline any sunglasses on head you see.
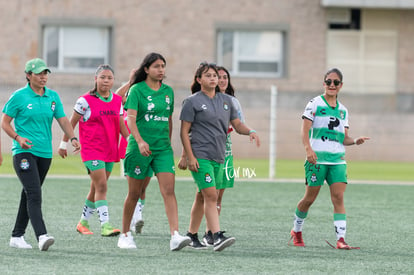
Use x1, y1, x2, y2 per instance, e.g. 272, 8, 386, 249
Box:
325, 79, 341, 86
199, 62, 216, 67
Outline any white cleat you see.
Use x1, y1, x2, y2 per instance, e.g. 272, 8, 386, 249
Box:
170, 231, 191, 251
10, 236, 32, 249
118, 232, 137, 249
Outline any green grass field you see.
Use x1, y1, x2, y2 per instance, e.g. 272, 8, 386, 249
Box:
0, 154, 413, 274
0, 175, 413, 274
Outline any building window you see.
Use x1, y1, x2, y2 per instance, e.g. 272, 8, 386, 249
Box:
42, 24, 111, 72
326, 9, 397, 94
328, 9, 361, 30
217, 30, 285, 77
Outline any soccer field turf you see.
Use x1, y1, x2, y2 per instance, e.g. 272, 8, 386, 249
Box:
0, 177, 412, 274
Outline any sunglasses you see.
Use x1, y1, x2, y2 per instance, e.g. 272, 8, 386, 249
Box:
325, 79, 341, 86
199, 62, 216, 67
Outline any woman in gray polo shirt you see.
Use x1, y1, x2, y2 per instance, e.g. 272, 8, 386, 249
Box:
180, 62, 260, 251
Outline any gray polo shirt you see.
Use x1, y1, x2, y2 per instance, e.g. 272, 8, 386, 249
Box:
180, 91, 238, 163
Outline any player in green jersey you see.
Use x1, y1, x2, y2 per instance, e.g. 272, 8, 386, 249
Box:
117, 53, 190, 250
289, 68, 370, 249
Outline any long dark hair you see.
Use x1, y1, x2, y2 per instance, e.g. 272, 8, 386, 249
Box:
89, 64, 114, 96
130, 53, 166, 86
216, 66, 235, 97
190, 62, 220, 94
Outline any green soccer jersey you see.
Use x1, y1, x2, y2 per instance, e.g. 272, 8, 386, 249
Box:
124, 81, 174, 152
302, 95, 349, 164
2, 84, 66, 158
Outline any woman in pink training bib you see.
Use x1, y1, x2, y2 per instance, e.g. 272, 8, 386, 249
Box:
59, 64, 129, 237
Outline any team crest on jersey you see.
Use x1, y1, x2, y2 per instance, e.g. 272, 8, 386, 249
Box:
51, 101, 56, 111
91, 160, 99, 167
134, 166, 142, 175
310, 173, 317, 183
223, 102, 229, 111
147, 102, 155, 111
20, 159, 30, 170
205, 173, 212, 183
165, 95, 171, 110
340, 110, 345, 120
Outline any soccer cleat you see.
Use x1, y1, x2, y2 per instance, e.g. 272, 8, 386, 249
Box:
202, 230, 214, 246
326, 238, 360, 250
38, 234, 55, 251
289, 230, 305, 247
101, 222, 121, 237
77, 220, 93, 235
9, 236, 32, 249
118, 232, 137, 249
213, 231, 235, 252
170, 231, 191, 251
186, 232, 208, 250
135, 220, 144, 234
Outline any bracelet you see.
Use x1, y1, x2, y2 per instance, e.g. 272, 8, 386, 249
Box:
70, 137, 78, 142
59, 141, 68, 150
249, 130, 256, 134
14, 134, 19, 140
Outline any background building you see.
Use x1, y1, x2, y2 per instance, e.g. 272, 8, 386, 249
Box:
1, 0, 414, 161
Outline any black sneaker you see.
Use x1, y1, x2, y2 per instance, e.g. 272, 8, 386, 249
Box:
202, 230, 214, 246
213, 231, 235, 252
186, 232, 208, 250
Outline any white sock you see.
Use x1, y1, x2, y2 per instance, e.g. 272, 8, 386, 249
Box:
334, 220, 346, 240
132, 202, 142, 222
81, 205, 95, 221
293, 214, 305, 232
97, 205, 109, 225
139, 204, 144, 220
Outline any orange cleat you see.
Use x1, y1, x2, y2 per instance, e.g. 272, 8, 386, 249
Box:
289, 230, 305, 247
77, 220, 93, 235
326, 238, 360, 249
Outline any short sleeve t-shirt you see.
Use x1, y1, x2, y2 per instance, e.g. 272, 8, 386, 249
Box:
124, 81, 174, 152
2, 84, 66, 158
180, 91, 238, 163
302, 95, 349, 164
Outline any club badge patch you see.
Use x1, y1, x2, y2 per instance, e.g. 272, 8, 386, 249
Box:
311, 173, 317, 183
91, 160, 99, 167
340, 110, 345, 120
134, 166, 141, 175
205, 173, 212, 183
51, 101, 56, 112
20, 159, 30, 170
166, 95, 171, 110
223, 102, 229, 111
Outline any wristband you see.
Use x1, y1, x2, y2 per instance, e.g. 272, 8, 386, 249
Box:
354, 138, 358, 145
14, 134, 19, 140
59, 141, 68, 150
70, 137, 78, 142
249, 130, 256, 134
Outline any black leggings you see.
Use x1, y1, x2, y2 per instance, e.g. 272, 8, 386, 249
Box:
12, 153, 51, 240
